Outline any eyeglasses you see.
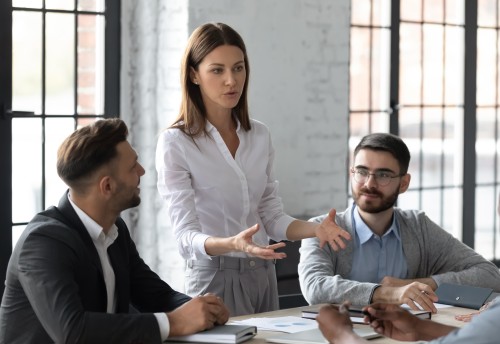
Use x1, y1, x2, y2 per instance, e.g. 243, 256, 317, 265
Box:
351, 168, 403, 186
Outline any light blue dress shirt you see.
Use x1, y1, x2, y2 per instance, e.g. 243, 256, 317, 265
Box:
349, 205, 408, 283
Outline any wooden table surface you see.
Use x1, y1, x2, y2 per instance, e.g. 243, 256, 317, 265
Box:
228, 304, 472, 344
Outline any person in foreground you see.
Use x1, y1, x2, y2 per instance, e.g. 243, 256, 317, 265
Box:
155, 22, 350, 316
316, 300, 500, 344
299, 133, 500, 313
0, 118, 229, 344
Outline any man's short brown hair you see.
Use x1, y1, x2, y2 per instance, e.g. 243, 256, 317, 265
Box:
57, 118, 128, 190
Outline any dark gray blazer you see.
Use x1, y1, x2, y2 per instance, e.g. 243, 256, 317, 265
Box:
0, 192, 191, 344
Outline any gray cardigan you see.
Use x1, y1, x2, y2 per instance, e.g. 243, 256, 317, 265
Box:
298, 204, 500, 305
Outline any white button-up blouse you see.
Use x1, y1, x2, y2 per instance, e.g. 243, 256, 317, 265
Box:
156, 118, 294, 260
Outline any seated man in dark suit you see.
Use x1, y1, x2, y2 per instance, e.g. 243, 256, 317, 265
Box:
0, 118, 229, 344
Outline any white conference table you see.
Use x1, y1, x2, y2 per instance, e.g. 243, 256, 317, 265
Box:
230, 304, 472, 344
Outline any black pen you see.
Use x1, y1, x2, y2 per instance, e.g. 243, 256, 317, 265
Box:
349, 307, 373, 322
331, 304, 373, 322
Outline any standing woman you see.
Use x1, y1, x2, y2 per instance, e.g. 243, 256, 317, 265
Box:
156, 22, 351, 316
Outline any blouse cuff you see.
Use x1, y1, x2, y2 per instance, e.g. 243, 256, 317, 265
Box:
191, 233, 212, 259
271, 214, 296, 241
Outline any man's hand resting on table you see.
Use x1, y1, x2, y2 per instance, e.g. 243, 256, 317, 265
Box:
373, 277, 439, 313
167, 294, 229, 337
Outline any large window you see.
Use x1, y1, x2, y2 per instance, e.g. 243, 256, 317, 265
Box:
349, 0, 500, 263
0, 0, 120, 298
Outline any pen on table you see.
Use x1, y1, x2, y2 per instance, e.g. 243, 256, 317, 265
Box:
330, 304, 374, 322
347, 307, 373, 322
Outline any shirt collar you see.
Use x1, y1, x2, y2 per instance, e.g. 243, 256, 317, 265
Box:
205, 116, 241, 133
352, 204, 401, 244
67, 193, 118, 243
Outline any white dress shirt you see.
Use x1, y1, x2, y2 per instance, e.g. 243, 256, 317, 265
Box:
67, 194, 170, 340
156, 118, 295, 259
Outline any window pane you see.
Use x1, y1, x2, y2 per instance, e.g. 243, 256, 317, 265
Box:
12, 225, 27, 249
371, 0, 391, 27
350, 28, 370, 111
371, 28, 390, 111
423, 24, 444, 105
12, 118, 42, 223
79, 0, 105, 12
46, 13, 75, 115
78, 15, 105, 115
12, 11, 42, 114
424, 0, 443, 22
446, 0, 464, 25
399, 107, 422, 139
442, 187, 463, 239
349, 112, 389, 139
421, 108, 444, 188
351, 0, 371, 26
12, 0, 41, 8
401, 0, 422, 22
400, 23, 422, 105
497, 36, 500, 104
477, 108, 497, 184
421, 189, 442, 226
497, 118, 500, 183
46, 0, 74, 10
477, 28, 497, 106
350, 113, 370, 138
400, 107, 422, 188
45, 118, 76, 208
370, 112, 389, 132
478, 0, 497, 27
77, 117, 100, 129
445, 26, 464, 106
397, 189, 420, 210
475, 186, 496, 259
443, 107, 463, 186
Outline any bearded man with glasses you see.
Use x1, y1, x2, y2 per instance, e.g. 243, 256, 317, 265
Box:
298, 133, 500, 313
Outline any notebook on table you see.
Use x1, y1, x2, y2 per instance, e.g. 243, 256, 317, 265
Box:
166, 324, 257, 344
265, 327, 380, 344
301, 304, 431, 321
436, 283, 493, 310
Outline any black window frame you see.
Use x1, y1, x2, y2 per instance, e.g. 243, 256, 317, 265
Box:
0, 0, 120, 298
349, 0, 500, 265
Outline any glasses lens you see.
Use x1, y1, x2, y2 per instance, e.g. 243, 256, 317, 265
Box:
377, 175, 390, 186
352, 169, 395, 186
353, 170, 366, 184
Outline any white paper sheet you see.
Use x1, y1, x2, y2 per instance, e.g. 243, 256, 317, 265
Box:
230, 316, 318, 333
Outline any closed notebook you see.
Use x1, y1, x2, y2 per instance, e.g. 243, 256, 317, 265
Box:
265, 327, 380, 344
166, 324, 257, 344
436, 283, 493, 310
301, 304, 431, 321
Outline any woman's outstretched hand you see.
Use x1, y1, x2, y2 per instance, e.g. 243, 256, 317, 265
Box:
232, 224, 287, 259
315, 208, 351, 251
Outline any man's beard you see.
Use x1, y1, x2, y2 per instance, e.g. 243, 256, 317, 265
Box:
352, 186, 399, 213
128, 192, 141, 209
115, 182, 141, 211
